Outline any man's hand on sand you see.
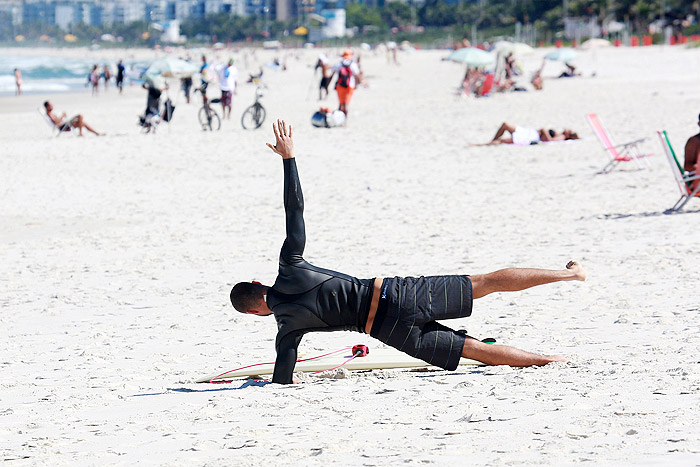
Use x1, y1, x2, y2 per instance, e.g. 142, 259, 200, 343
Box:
266, 119, 294, 159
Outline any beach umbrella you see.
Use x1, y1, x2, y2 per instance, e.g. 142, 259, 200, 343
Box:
493, 41, 535, 55
545, 48, 577, 62
143, 58, 198, 80
144, 75, 167, 91
64, 34, 78, 43
580, 38, 610, 50
447, 47, 495, 68
14, 35, 24, 42
100, 33, 116, 42
293, 26, 308, 36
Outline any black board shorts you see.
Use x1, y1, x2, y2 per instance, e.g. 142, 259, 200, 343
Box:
369, 275, 473, 371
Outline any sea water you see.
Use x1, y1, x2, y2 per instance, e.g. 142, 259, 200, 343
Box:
0, 54, 145, 95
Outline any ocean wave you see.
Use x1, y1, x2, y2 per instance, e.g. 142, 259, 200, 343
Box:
0, 75, 79, 94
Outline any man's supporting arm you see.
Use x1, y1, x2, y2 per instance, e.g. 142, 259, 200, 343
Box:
272, 332, 302, 384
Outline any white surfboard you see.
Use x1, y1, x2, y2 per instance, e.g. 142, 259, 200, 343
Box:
196, 347, 484, 383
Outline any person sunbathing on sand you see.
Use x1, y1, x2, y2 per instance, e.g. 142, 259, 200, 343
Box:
44, 101, 103, 136
474, 122, 579, 146
229, 119, 586, 384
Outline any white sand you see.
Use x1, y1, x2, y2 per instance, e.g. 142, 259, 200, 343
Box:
1, 45, 700, 465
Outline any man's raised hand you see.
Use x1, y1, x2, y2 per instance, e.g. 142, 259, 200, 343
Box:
266, 119, 294, 159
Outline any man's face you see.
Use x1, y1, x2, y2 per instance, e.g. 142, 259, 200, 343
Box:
45, 102, 53, 112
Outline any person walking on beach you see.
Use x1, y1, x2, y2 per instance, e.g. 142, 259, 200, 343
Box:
476, 122, 579, 146
199, 55, 210, 86
684, 114, 700, 192
314, 54, 332, 100
43, 101, 102, 136
116, 60, 125, 94
89, 65, 99, 95
14, 68, 22, 95
330, 50, 361, 118
229, 120, 586, 384
102, 65, 111, 91
217, 59, 237, 120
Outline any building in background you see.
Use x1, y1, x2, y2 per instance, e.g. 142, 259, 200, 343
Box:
1, 0, 309, 31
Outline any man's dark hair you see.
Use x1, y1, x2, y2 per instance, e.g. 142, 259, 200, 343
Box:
43, 101, 50, 109
230, 282, 262, 313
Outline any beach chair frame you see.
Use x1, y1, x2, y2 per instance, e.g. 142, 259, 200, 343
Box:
38, 107, 74, 137
586, 113, 651, 173
657, 130, 700, 212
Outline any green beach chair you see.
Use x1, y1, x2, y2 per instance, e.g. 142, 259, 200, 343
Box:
657, 130, 700, 212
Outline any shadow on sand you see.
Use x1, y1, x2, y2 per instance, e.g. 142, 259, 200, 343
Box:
131, 379, 270, 397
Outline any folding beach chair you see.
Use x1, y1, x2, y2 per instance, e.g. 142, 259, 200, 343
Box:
38, 107, 74, 137
586, 113, 651, 173
657, 130, 700, 212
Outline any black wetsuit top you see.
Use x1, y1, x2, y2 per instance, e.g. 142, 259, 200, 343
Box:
266, 158, 373, 384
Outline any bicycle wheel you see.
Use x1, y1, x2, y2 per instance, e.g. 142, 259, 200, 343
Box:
241, 103, 266, 130
198, 106, 221, 131
252, 103, 266, 129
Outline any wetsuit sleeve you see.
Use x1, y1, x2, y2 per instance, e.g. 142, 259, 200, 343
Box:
280, 158, 305, 263
272, 331, 303, 384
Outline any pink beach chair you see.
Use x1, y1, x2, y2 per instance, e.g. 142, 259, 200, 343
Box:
479, 73, 495, 96
586, 113, 651, 173
657, 130, 700, 212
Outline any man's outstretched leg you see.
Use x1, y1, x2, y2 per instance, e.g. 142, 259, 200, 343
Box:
462, 337, 567, 366
470, 260, 585, 299
461, 261, 584, 366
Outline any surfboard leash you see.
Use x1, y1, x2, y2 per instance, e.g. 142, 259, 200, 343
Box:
309, 344, 369, 375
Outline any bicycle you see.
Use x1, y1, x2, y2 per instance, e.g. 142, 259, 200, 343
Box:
241, 82, 266, 130
195, 83, 221, 131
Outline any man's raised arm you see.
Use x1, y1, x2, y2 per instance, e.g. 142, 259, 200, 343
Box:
267, 120, 305, 263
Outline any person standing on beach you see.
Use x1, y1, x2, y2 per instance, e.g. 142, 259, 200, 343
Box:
229, 120, 586, 385
684, 114, 700, 191
181, 76, 193, 104
102, 65, 111, 91
330, 49, 361, 118
199, 55, 210, 86
217, 59, 237, 120
116, 60, 125, 94
90, 65, 99, 95
314, 54, 332, 100
14, 68, 22, 95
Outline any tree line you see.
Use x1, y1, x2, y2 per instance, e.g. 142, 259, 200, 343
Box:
1, 0, 697, 45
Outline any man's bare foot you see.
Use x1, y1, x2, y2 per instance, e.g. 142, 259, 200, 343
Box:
566, 261, 586, 281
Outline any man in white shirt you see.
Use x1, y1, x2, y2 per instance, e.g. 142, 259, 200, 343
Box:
218, 59, 238, 119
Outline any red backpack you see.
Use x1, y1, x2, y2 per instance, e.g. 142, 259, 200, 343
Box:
336, 63, 353, 88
